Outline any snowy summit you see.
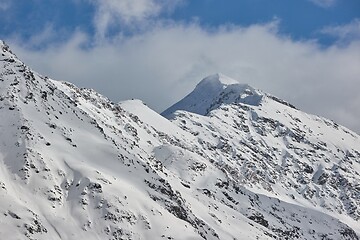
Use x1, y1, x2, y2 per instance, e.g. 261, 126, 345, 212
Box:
162, 73, 263, 117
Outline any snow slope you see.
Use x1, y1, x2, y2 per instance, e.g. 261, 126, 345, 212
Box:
163, 72, 360, 235
1, 40, 359, 239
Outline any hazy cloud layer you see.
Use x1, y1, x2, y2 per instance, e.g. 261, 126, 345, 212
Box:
10, 21, 360, 133
89, 0, 182, 39
0, 0, 10, 11
321, 19, 360, 43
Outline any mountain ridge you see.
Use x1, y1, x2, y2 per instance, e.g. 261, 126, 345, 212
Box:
1, 40, 360, 240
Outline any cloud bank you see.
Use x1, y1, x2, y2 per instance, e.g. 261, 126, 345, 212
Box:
10, 19, 360, 134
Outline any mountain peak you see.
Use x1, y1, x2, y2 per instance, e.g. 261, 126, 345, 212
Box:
0, 40, 14, 56
0, 39, 6, 48
162, 74, 262, 117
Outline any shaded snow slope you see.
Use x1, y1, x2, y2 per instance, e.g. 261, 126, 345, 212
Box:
1, 40, 360, 240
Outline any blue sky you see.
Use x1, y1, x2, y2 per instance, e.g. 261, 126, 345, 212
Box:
1, 0, 360, 133
1, 0, 359, 46
173, 0, 359, 44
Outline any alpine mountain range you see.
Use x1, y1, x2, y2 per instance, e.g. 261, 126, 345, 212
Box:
1, 40, 360, 240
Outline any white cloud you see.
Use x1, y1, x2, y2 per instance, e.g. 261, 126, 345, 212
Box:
308, 0, 337, 8
89, 0, 182, 39
25, 24, 57, 47
9, 21, 360, 133
321, 19, 360, 43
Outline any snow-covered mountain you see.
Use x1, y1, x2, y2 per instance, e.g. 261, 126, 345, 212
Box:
1, 40, 359, 240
